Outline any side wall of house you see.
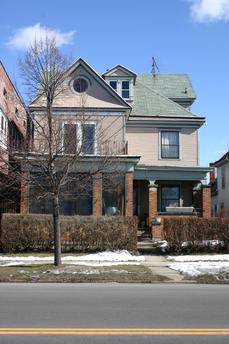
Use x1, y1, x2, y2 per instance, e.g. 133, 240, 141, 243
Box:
126, 126, 198, 167
216, 163, 229, 211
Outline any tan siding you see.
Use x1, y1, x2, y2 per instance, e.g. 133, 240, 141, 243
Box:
126, 126, 198, 167
32, 112, 124, 155
31, 65, 125, 109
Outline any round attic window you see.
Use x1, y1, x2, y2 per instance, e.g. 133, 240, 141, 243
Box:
73, 77, 89, 93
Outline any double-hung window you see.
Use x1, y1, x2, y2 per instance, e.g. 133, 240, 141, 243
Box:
63, 123, 78, 154
121, 81, 130, 99
161, 131, 179, 159
82, 124, 95, 154
63, 122, 96, 155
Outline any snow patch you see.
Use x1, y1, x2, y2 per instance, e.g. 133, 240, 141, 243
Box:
167, 254, 229, 262
0, 250, 144, 267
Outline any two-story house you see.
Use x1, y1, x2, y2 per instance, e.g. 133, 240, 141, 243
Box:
211, 151, 229, 217
0, 61, 27, 213
20, 58, 211, 239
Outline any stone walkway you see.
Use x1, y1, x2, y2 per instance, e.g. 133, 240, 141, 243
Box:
143, 255, 196, 283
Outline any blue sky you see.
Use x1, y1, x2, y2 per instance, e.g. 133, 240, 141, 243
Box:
0, 0, 229, 166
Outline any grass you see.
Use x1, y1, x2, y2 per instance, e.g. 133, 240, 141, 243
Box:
0, 264, 170, 283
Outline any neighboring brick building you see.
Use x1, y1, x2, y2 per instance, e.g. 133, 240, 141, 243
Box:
20, 58, 211, 239
0, 61, 27, 213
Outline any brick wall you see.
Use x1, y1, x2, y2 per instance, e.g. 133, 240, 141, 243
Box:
202, 186, 211, 218
125, 172, 133, 216
151, 214, 198, 240
20, 171, 29, 214
148, 186, 158, 224
93, 173, 102, 216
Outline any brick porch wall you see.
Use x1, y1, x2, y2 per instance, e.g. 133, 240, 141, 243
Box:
20, 171, 29, 214
93, 173, 102, 216
202, 185, 211, 218
151, 214, 198, 240
125, 172, 133, 216
148, 185, 158, 224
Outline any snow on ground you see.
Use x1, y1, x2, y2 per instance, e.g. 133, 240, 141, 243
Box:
167, 254, 229, 277
167, 254, 229, 262
0, 250, 144, 267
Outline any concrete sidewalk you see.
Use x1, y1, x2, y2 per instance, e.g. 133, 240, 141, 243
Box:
143, 255, 196, 283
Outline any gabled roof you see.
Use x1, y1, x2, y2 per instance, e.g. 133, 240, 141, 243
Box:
136, 74, 196, 101
131, 78, 204, 120
30, 58, 131, 110
102, 64, 137, 83
214, 151, 229, 166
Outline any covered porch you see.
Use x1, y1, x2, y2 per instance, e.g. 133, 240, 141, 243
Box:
134, 165, 211, 238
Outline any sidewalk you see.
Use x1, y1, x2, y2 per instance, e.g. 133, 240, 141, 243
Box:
142, 255, 196, 283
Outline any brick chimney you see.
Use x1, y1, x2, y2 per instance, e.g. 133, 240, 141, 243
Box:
209, 163, 216, 184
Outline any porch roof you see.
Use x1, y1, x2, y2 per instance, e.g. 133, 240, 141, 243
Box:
134, 165, 211, 183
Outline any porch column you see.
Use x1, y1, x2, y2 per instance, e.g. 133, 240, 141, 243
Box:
125, 172, 133, 216
202, 185, 211, 218
148, 181, 158, 224
20, 171, 29, 214
93, 173, 102, 216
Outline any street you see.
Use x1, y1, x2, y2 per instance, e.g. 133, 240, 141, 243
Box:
0, 283, 228, 343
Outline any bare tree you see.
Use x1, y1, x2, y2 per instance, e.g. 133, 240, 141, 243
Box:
17, 36, 127, 265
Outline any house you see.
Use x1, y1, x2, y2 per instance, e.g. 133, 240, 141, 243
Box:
211, 152, 229, 217
19, 58, 211, 239
0, 61, 27, 213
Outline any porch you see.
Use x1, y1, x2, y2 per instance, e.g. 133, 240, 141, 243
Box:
134, 165, 211, 239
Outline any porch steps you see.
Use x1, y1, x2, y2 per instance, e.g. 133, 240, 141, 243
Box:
137, 229, 160, 253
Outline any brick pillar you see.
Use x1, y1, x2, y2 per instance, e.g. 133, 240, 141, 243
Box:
20, 171, 29, 214
202, 185, 211, 218
125, 172, 133, 216
93, 173, 102, 216
148, 181, 158, 224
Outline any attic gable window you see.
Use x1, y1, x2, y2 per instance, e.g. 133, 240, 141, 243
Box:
121, 81, 129, 99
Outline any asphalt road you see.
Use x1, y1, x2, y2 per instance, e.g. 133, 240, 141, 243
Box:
0, 283, 229, 343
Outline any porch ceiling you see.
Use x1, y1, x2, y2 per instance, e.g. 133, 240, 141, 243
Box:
134, 165, 211, 183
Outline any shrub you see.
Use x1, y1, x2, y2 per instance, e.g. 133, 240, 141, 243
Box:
0, 214, 138, 253
164, 217, 229, 254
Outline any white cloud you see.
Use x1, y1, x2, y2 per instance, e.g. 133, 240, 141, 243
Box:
190, 0, 229, 22
7, 23, 75, 49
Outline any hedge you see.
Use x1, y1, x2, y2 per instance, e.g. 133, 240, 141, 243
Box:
164, 217, 229, 254
0, 214, 138, 253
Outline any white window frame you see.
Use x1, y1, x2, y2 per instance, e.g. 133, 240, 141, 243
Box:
159, 129, 181, 160
62, 120, 97, 155
121, 80, 130, 99
0, 109, 8, 149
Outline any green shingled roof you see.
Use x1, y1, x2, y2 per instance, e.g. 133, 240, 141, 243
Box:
136, 74, 196, 100
131, 75, 200, 118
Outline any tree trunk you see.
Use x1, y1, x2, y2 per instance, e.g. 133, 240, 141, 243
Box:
53, 194, 61, 266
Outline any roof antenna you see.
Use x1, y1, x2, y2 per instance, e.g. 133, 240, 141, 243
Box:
151, 57, 160, 77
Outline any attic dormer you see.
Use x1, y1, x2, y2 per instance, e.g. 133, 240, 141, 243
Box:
102, 65, 136, 102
